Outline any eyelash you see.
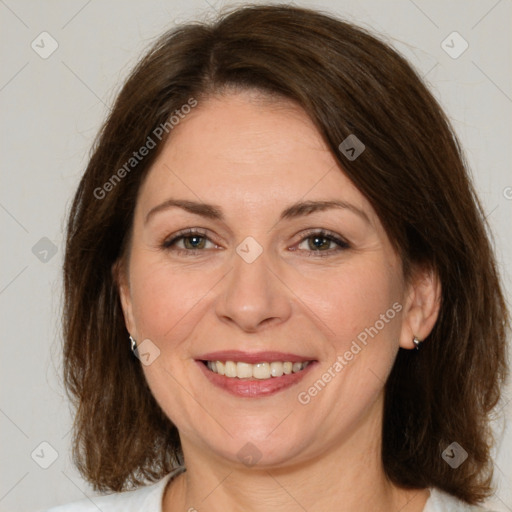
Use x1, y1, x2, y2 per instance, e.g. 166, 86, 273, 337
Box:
161, 228, 350, 257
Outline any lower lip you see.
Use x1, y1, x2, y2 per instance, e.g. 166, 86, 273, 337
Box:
196, 360, 317, 398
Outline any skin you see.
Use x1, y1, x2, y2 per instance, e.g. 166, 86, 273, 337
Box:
118, 89, 441, 512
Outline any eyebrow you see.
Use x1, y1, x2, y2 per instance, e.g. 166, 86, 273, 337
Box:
144, 199, 370, 225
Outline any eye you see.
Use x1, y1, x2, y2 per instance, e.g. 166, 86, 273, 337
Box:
294, 229, 350, 256
161, 228, 349, 257
162, 229, 219, 254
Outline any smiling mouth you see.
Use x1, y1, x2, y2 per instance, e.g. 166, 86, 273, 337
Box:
201, 360, 313, 379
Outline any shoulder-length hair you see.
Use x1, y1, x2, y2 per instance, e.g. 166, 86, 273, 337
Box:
62, 3, 509, 503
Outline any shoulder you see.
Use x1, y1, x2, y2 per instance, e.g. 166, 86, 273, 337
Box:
423, 488, 499, 512
42, 467, 185, 512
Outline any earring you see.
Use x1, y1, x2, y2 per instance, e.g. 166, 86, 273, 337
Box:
129, 335, 137, 352
413, 336, 422, 350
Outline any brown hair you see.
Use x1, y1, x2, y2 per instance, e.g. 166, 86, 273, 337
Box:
62, 3, 509, 503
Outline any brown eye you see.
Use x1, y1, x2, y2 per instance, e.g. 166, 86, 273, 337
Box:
305, 235, 333, 251
295, 230, 350, 256
181, 235, 207, 250
161, 229, 219, 255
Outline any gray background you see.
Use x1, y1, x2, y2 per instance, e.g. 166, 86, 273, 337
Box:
0, 0, 511, 511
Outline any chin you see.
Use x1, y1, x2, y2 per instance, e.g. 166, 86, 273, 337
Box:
196, 423, 316, 469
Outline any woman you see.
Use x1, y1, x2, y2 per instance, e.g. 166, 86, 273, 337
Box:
47, 4, 508, 511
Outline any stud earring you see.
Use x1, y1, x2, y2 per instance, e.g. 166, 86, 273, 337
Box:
412, 336, 422, 350
129, 335, 137, 352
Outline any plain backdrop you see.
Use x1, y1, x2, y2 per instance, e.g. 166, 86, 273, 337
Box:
0, 1, 511, 511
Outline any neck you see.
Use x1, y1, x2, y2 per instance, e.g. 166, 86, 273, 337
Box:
163, 394, 429, 512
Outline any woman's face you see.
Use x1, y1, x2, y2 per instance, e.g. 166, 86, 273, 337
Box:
119, 90, 421, 468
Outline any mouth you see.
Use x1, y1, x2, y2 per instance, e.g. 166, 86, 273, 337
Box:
201, 360, 313, 379
195, 351, 318, 398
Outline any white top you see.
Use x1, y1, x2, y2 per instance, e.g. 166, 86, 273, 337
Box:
42, 466, 496, 512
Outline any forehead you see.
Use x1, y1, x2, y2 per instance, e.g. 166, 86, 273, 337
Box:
136, 91, 376, 225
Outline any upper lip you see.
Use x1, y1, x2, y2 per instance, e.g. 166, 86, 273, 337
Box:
197, 350, 316, 364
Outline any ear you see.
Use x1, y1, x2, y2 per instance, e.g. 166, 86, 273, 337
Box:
399, 266, 441, 349
112, 259, 137, 339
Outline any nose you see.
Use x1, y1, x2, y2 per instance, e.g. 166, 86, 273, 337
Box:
214, 247, 292, 333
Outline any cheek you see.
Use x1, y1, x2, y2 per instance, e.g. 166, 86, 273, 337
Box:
293, 259, 403, 350
291, 261, 402, 428
128, 256, 217, 342
129, 250, 403, 352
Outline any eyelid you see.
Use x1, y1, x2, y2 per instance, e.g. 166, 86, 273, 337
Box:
161, 228, 218, 247
290, 228, 350, 255
161, 227, 350, 257
294, 228, 349, 245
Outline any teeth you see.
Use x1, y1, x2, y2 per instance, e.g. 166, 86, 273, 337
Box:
292, 362, 303, 373
270, 361, 284, 377
225, 361, 237, 378
253, 362, 270, 379
205, 360, 312, 379
237, 362, 253, 378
